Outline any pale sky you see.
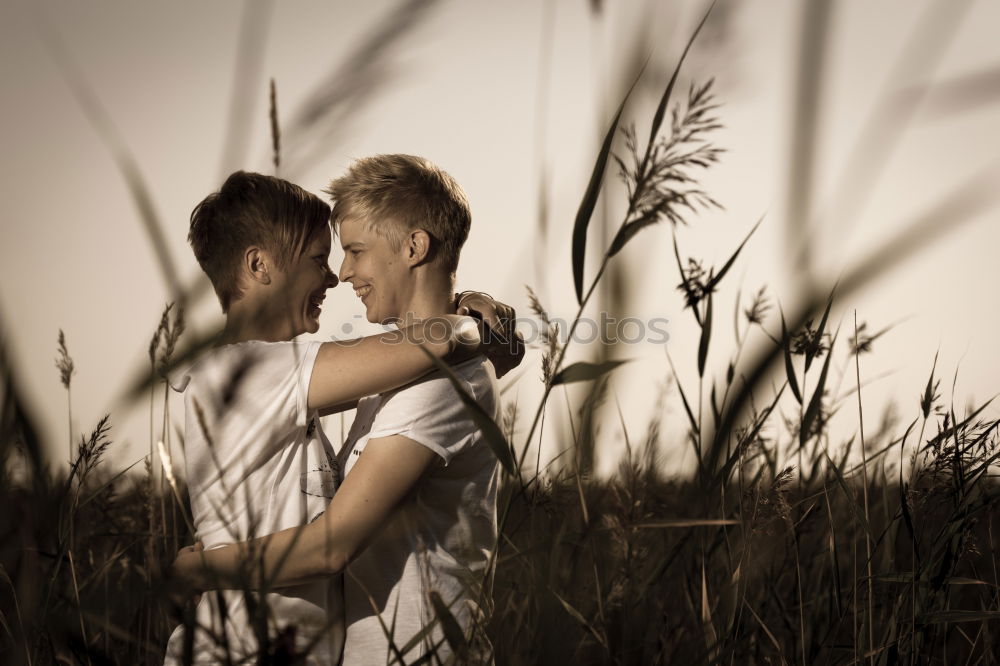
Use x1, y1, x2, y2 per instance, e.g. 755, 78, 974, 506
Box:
2, 0, 998, 478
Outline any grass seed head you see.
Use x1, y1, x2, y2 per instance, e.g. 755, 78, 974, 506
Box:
526, 285, 561, 384
501, 401, 518, 444
155, 302, 186, 377
55, 329, 75, 389
676, 258, 713, 310
743, 286, 770, 326
75, 414, 112, 483
790, 318, 830, 359
615, 79, 724, 230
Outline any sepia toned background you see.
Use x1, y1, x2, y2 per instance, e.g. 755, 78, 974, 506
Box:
1, 0, 998, 478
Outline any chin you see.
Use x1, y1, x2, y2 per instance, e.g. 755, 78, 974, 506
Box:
303, 318, 320, 334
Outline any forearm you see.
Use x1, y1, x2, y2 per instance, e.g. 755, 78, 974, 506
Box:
173, 436, 439, 593
308, 316, 482, 410
179, 522, 345, 591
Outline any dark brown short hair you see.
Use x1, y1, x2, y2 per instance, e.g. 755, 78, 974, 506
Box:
189, 171, 330, 312
325, 155, 471, 274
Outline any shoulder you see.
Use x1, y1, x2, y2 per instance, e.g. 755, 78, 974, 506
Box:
180, 340, 320, 394
390, 356, 494, 402
371, 357, 497, 431
210, 340, 319, 368
367, 357, 497, 462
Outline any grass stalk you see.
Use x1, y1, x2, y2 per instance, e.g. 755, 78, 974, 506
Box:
854, 313, 874, 662
68, 549, 92, 665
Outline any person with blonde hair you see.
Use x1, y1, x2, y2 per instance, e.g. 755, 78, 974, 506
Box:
165, 166, 519, 664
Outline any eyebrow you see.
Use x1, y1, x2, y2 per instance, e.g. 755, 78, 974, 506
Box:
341, 241, 367, 251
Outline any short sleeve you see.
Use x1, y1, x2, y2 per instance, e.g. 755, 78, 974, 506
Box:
189, 340, 321, 432
233, 340, 320, 429
294, 341, 322, 427
367, 370, 484, 465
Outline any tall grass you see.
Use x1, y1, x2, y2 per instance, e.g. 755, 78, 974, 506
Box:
4, 227, 1000, 660
4, 3, 1000, 665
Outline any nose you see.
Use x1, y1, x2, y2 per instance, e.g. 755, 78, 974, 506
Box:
325, 267, 339, 289
339, 256, 352, 284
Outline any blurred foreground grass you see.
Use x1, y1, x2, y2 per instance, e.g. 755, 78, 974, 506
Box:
3, 420, 999, 664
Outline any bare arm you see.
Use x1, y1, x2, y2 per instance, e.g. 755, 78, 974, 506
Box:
171, 434, 438, 590
307, 315, 481, 411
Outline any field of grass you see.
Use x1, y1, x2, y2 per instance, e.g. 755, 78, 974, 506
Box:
3, 4, 1000, 665
3, 372, 999, 664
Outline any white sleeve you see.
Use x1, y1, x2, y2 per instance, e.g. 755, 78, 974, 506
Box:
367, 371, 484, 465
291, 341, 322, 427
196, 341, 321, 431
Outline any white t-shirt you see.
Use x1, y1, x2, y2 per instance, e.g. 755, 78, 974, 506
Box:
164, 341, 344, 666
338, 356, 499, 665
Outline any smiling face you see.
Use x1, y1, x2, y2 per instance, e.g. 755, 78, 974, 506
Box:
338, 216, 412, 325
270, 229, 339, 336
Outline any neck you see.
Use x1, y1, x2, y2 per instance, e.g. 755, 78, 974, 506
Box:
395, 269, 455, 323
219, 300, 292, 344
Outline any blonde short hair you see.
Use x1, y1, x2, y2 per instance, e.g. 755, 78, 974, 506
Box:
325, 154, 471, 273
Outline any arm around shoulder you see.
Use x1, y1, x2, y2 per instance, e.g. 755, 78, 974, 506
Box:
307, 315, 482, 411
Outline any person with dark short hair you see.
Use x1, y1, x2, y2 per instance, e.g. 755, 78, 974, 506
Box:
164, 169, 519, 665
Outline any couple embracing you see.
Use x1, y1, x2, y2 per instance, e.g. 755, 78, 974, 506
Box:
164, 154, 522, 665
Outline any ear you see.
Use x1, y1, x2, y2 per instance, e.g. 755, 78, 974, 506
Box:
244, 246, 272, 285
406, 229, 431, 266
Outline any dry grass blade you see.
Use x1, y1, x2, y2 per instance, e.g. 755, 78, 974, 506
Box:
1, 312, 46, 475
780, 309, 802, 405
907, 64, 1000, 119
817, 0, 974, 240
784, 0, 833, 278
281, 0, 439, 177
607, 209, 657, 257
269, 78, 280, 173
428, 591, 468, 659
550, 360, 628, 386
418, 347, 515, 476
824, 453, 875, 541
0, 564, 32, 665
157, 440, 195, 534
697, 290, 713, 377
804, 288, 835, 373
801, 325, 838, 447
32, 11, 182, 300
671, 230, 702, 325
645, 1, 716, 150
918, 611, 1000, 624
218, 0, 275, 178
665, 347, 699, 436
744, 600, 787, 665
840, 161, 1000, 298
630, 519, 739, 528
714, 385, 784, 487
705, 216, 763, 294
552, 591, 608, 651
700, 561, 718, 661
572, 67, 644, 304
